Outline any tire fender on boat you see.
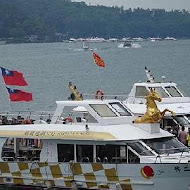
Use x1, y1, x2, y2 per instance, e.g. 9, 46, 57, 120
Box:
63, 116, 73, 123
95, 89, 104, 99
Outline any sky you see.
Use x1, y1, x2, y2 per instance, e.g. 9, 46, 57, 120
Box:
74, 0, 190, 11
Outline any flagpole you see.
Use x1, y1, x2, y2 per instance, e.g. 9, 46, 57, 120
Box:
96, 63, 103, 90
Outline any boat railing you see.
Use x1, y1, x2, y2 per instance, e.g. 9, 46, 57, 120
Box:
0, 110, 54, 125
157, 147, 189, 155
2, 156, 14, 161
83, 93, 127, 101
154, 147, 190, 163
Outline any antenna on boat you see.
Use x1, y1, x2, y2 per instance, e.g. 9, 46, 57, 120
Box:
145, 67, 155, 82
68, 82, 83, 101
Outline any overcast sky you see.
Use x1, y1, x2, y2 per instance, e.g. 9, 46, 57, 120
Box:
74, 0, 190, 11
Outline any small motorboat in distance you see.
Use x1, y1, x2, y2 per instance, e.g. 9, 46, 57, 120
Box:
118, 40, 141, 48
82, 41, 89, 50
123, 40, 132, 48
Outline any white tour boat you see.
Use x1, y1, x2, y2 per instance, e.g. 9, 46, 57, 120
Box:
0, 84, 190, 189
124, 67, 190, 130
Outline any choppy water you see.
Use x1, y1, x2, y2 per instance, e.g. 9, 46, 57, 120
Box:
0, 40, 189, 112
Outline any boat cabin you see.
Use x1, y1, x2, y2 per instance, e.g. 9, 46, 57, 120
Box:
0, 99, 189, 165
125, 82, 190, 130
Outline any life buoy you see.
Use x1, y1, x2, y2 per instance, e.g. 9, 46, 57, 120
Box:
95, 89, 104, 99
63, 116, 73, 123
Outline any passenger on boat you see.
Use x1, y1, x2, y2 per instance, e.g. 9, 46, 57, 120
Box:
171, 124, 179, 137
178, 126, 187, 145
21, 118, 33, 124
186, 128, 190, 146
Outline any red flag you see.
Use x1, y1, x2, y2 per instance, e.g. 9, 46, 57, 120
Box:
1, 67, 28, 86
92, 52, 105, 67
6, 87, 33, 102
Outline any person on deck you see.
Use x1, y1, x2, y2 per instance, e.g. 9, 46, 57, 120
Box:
186, 128, 190, 147
178, 126, 187, 145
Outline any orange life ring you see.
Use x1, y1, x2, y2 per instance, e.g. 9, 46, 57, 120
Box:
63, 117, 73, 123
95, 89, 104, 99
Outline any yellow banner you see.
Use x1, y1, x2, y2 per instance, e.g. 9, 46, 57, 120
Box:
0, 130, 116, 140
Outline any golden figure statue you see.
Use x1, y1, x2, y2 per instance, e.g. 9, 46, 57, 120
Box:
134, 89, 175, 123
68, 82, 83, 101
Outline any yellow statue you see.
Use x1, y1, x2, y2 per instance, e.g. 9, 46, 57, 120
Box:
134, 89, 175, 123
68, 82, 83, 101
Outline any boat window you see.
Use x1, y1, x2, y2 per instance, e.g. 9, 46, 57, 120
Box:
127, 149, 140, 163
161, 118, 177, 130
57, 144, 74, 162
148, 87, 169, 98
58, 106, 98, 123
77, 145, 93, 162
90, 104, 117, 117
186, 115, 190, 121
135, 86, 149, 97
173, 115, 190, 126
143, 137, 189, 154
165, 86, 182, 97
109, 102, 131, 116
96, 145, 127, 163
2, 138, 42, 162
128, 142, 154, 156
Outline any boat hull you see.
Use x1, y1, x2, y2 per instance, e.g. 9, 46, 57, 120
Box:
0, 162, 190, 189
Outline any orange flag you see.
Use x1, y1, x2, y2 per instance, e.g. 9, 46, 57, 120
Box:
92, 52, 105, 67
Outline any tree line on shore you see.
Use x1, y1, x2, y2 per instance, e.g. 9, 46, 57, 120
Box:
0, 0, 190, 43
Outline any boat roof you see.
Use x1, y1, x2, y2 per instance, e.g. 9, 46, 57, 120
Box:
0, 99, 173, 141
126, 80, 190, 114
0, 123, 172, 141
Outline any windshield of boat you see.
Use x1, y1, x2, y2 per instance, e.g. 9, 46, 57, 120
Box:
127, 141, 154, 156
143, 137, 189, 154
90, 104, 117, 117
109, 102, 132, 116
165, 86, 182, 97
148, 87, 169, 98
173, 115, 190, 126
186, 115, 190, 121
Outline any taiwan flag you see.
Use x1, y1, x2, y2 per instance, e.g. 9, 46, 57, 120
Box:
6, 87, 33, 102
92, 52, 105, 67
1, 67, 28, 86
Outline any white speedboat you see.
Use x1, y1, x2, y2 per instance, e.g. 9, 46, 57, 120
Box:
164, 37, 177, 41
0, 92, 190, 189
124, 67, 190, 130
118, 41, 141, 48
82, 41, 89, 50
149, 37, 162, 42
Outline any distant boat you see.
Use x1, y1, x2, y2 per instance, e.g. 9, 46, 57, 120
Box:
123, 41, 132, 47
164, 37, 177, 41
132, 37, 144, 42
82, 41, 89, 50
118, 40, 141, 48
149, 37, 162, 42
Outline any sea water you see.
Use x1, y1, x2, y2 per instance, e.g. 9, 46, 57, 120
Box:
0, 40, 189, 112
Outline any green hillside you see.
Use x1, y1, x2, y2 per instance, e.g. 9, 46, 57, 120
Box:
0, 0, 190, 42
